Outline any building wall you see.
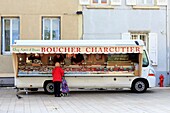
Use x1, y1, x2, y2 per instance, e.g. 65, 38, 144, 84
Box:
0, 0, 81, 73
82, 1, 168, 86
167, 0, 170, 86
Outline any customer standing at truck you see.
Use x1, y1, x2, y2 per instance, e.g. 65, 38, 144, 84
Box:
52, 62, 64, 97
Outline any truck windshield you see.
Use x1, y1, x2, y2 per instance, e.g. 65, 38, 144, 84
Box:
142, 50, 149, 67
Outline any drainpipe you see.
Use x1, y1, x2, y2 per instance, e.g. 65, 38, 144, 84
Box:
166, 1, 170, 85
77, 4, 84, 40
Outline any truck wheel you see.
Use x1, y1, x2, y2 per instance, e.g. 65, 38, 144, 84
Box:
131, 80, 147, 93
44, 81, 54, 94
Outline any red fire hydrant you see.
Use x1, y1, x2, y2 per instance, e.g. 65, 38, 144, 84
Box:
159, 74, 164, 87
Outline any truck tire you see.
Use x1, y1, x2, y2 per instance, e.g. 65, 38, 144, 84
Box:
44, 81, 54, 94
131, 80, 147, 93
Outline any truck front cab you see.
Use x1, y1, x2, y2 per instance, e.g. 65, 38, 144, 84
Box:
131, 46, 156, 93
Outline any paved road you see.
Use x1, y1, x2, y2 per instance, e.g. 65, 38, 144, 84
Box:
0, 87, 170, 113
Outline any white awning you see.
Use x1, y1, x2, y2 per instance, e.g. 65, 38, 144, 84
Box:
11, 40, 144, 54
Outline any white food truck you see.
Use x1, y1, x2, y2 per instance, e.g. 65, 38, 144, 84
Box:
11, 40, 156, 93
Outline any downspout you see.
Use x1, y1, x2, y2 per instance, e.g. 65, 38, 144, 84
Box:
77, 2, 83, 40
81, 6, 86, 40
166, 1, 170, 85
78, 4, 84, 40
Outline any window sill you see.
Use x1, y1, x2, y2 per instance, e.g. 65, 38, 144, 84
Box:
86, 5, 114, 9
1, 52, 12, 55
132, 6, 160, 10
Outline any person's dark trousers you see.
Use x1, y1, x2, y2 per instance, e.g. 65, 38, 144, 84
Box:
54, 81, 61, 97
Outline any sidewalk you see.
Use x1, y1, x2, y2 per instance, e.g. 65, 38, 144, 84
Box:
0, 87, 170, 113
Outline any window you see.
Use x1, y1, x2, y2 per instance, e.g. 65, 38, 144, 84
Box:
122, 32, 157, 65
131, 33, 148, 50
42, 17, 60, 40
2, 18, 20, 54
92, 0, 109, 5
79, 0, 121, 6
142, 50, 149, 67
136, 0, 154, 6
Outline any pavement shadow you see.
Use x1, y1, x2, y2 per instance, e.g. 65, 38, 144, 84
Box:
16, 88, 156, 96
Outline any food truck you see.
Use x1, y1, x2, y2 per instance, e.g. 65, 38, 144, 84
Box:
11, 40, 156, 93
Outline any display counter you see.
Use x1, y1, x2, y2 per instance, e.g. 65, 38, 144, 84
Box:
16, 52, 141, 77
17, 64, 135, 77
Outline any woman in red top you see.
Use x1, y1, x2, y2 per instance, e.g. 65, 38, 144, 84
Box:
52, 62, 64, 97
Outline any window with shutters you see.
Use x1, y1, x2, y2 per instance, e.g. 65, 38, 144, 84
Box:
122, 32, 158, 65
136, 0, 155, 6
79, 0, 122, 6
130, 32, 158, 65
131, 33, 149, 50
92, 0, 109, 5
126, 0, 167, 9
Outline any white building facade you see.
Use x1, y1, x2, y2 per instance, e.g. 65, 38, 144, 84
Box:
79, 0, 169, 86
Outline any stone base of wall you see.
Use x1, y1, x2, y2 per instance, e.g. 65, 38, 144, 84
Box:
0, 77, 14, 87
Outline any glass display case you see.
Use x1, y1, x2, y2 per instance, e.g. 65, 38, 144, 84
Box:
17, 53, 140, 76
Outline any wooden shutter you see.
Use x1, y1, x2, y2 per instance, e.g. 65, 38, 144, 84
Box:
156, 0, 167, 6
122, 33, 131, 40
79, 0, 90, 5
110, 0, 122, 5
126, 0, 136, 5
149, 33, 158, 65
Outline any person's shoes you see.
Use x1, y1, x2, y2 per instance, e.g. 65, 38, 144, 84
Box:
55, 94, 61, 97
